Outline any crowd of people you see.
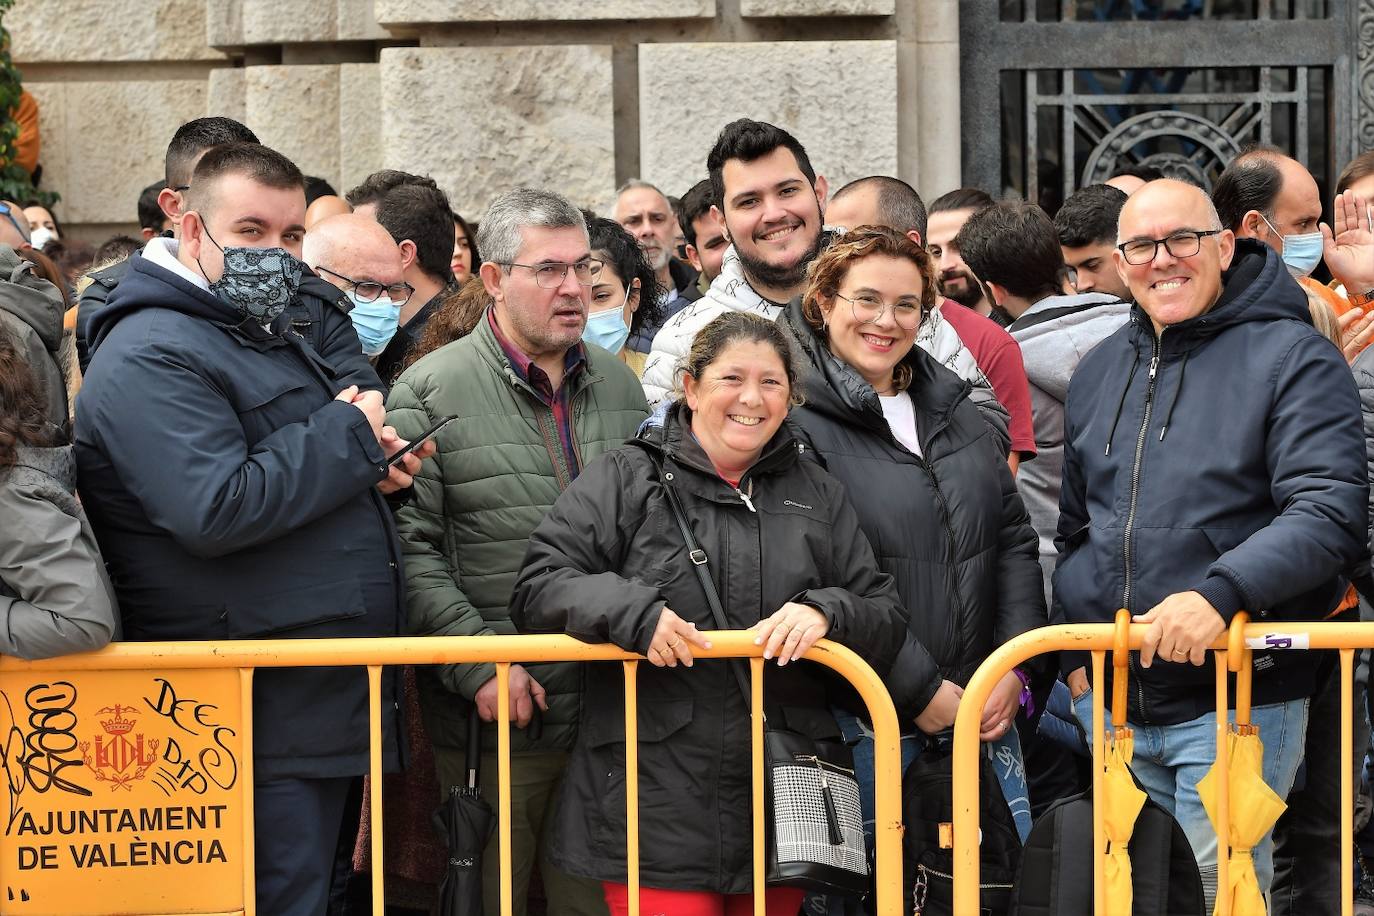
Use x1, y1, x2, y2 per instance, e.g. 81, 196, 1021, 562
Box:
4, 111, 1374, 916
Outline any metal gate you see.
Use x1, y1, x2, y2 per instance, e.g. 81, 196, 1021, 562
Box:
958, 0, 1364, 212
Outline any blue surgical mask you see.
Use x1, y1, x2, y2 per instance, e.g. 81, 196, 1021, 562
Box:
582, 295, 631, 355
1262, 214, 1324, 279
346, 289, 400, 356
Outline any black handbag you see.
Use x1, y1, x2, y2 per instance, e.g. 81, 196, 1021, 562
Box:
650, 455, 869, 897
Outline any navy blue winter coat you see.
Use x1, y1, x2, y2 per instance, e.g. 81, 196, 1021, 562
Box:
75, 251, 404, 778
1053, 239, 1368, 725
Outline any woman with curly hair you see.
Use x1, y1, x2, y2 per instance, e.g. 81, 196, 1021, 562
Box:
0, 324, 118, 657
780, 225, 1048, 850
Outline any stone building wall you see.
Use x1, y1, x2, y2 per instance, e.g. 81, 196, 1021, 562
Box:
8, 0, 961, 241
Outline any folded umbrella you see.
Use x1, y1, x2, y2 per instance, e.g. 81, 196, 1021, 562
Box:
1198, 725, 1285, 916
1100, 610, 1147, 914
433, 708, 495, 916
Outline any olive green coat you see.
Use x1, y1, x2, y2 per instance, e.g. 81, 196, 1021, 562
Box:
386, 316, 649, 752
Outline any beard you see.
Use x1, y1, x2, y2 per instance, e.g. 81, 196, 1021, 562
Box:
939, 271, 983, 308
735, 224, 825, 298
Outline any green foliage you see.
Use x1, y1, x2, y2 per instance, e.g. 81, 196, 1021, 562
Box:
0, 0, 56, 208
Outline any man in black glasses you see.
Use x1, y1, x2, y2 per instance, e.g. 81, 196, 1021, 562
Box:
1054, 179, 1367, 910
303, 212, 410, 364
386, 188, 646, 916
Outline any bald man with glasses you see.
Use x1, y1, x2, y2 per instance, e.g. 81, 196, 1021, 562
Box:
304, 213, 412, 365
1055, 179, 1367, 909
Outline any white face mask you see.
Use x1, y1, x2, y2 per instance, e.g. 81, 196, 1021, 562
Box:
29, 227, 54, 249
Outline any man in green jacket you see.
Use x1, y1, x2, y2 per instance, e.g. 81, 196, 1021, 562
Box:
387, 188, 648, 916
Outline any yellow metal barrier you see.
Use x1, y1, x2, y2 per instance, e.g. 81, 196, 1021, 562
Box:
952, 619, 1374, 916
0, 631, 904, 916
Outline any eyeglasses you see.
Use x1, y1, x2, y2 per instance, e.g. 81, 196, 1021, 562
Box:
500, 258, 603, 289
0, 204, 29, 243
833, 291, 925, 330
1117, 229, 1222, 266
315, 265, 414, 305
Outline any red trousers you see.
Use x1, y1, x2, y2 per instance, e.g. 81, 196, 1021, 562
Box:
602, 881, 806, 916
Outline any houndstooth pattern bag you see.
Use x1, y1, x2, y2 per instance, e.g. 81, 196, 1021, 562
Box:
651, 455, 870, 897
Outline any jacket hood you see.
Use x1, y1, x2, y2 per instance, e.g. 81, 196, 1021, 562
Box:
11, 444, 75, 489
781, 296, 971, 439
1130, 237, 1311, 347
0, 245, 65, 352
1010, 293, 1130, 402
86, 249, 263, 357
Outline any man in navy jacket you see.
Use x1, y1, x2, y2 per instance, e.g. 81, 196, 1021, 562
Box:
75, 143, 427, 916
1054, 179, 1368, 907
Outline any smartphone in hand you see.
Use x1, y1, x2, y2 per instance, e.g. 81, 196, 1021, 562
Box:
387, 415, 456, 468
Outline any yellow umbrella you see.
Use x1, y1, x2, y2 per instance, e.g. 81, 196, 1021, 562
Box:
1197, 614, 1287, 916
1198, 726, 1285, 915
1099, 610, 1147, 913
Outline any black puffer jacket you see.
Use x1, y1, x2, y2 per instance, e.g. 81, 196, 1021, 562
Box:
781, 301, 1048, 715
510, 403, 913, 892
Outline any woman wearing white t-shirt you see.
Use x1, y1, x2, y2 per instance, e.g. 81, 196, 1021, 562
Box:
781, 226, 1047, 867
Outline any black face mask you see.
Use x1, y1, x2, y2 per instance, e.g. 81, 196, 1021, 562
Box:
195, 218, 304, 323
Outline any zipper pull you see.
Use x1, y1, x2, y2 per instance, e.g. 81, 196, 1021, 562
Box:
803, 755, 845, 844
1148, 355, 1159, 380
913, 864, 928, 914
735, 486, 756, 513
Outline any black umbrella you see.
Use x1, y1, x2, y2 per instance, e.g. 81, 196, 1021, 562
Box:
433, 708, 495, 916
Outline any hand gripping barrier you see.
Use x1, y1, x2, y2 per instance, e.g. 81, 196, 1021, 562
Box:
0, 632, 905, 916
950, 615, 1368, 916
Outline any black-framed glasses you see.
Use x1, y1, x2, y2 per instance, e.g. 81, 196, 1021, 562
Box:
1117, 229, 1222, 266
834, 291, 925, 330
500, 258, 603, 289
316, 265, 414, 305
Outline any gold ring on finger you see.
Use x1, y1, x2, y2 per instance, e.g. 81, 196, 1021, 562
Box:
667, 638, 682, 649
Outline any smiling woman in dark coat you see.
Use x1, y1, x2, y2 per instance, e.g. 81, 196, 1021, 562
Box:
780, 226, 1048, 842
511, 311, 919, 916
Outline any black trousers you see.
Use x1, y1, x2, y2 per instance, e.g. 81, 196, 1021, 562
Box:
1271, 651, 1371, 915
256, 775, 359, 916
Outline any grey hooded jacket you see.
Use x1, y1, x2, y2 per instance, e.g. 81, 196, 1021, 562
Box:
1009, 293, 1130, 601
0, 446, 119, 658
0, 245, 67, 430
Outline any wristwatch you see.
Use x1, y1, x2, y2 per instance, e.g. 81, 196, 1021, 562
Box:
1350, 287, 1374, 309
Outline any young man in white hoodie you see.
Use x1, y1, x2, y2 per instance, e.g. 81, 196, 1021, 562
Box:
957, 199, 1130, 599
639, 119, 828, 405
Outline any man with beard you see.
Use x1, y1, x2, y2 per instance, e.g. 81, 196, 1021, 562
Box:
927, 188, 999, 322
386, 188, 647, 916
613, 179, 701, 355
640, 118, 828, 405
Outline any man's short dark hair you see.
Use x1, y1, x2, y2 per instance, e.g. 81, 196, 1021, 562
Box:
376, 183, 456, 284
929, 187, 995, 216
304, 176, 337, 207
1055, 183, 1129, 248
1109, 163, 1165, 183
184, 142, 305, 218
1338, 151, 1374, 195
677, 179, 714, 247
164, 117, 259, 188
834, 175, 929, 242
137, 180, 167, 233
707, 119, 816, 211
345, 169, 438, 209
94, 234, 143, 266
1212, 145, 1286, 231
955, 200, 1063, 302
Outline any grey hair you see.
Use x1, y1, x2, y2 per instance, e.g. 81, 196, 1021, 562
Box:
477, 188, 587, 267
616, 178, 667, 200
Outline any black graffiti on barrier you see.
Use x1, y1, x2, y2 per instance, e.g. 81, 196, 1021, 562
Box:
0, 683, 94, 838
142, 679, 238, 796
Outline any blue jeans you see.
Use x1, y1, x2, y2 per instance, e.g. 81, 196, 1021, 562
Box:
1072, 690, 1309, 912
831, 708, 1032, 843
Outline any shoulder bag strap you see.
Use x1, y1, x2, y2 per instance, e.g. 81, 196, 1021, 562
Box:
648, 452, 754, 707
